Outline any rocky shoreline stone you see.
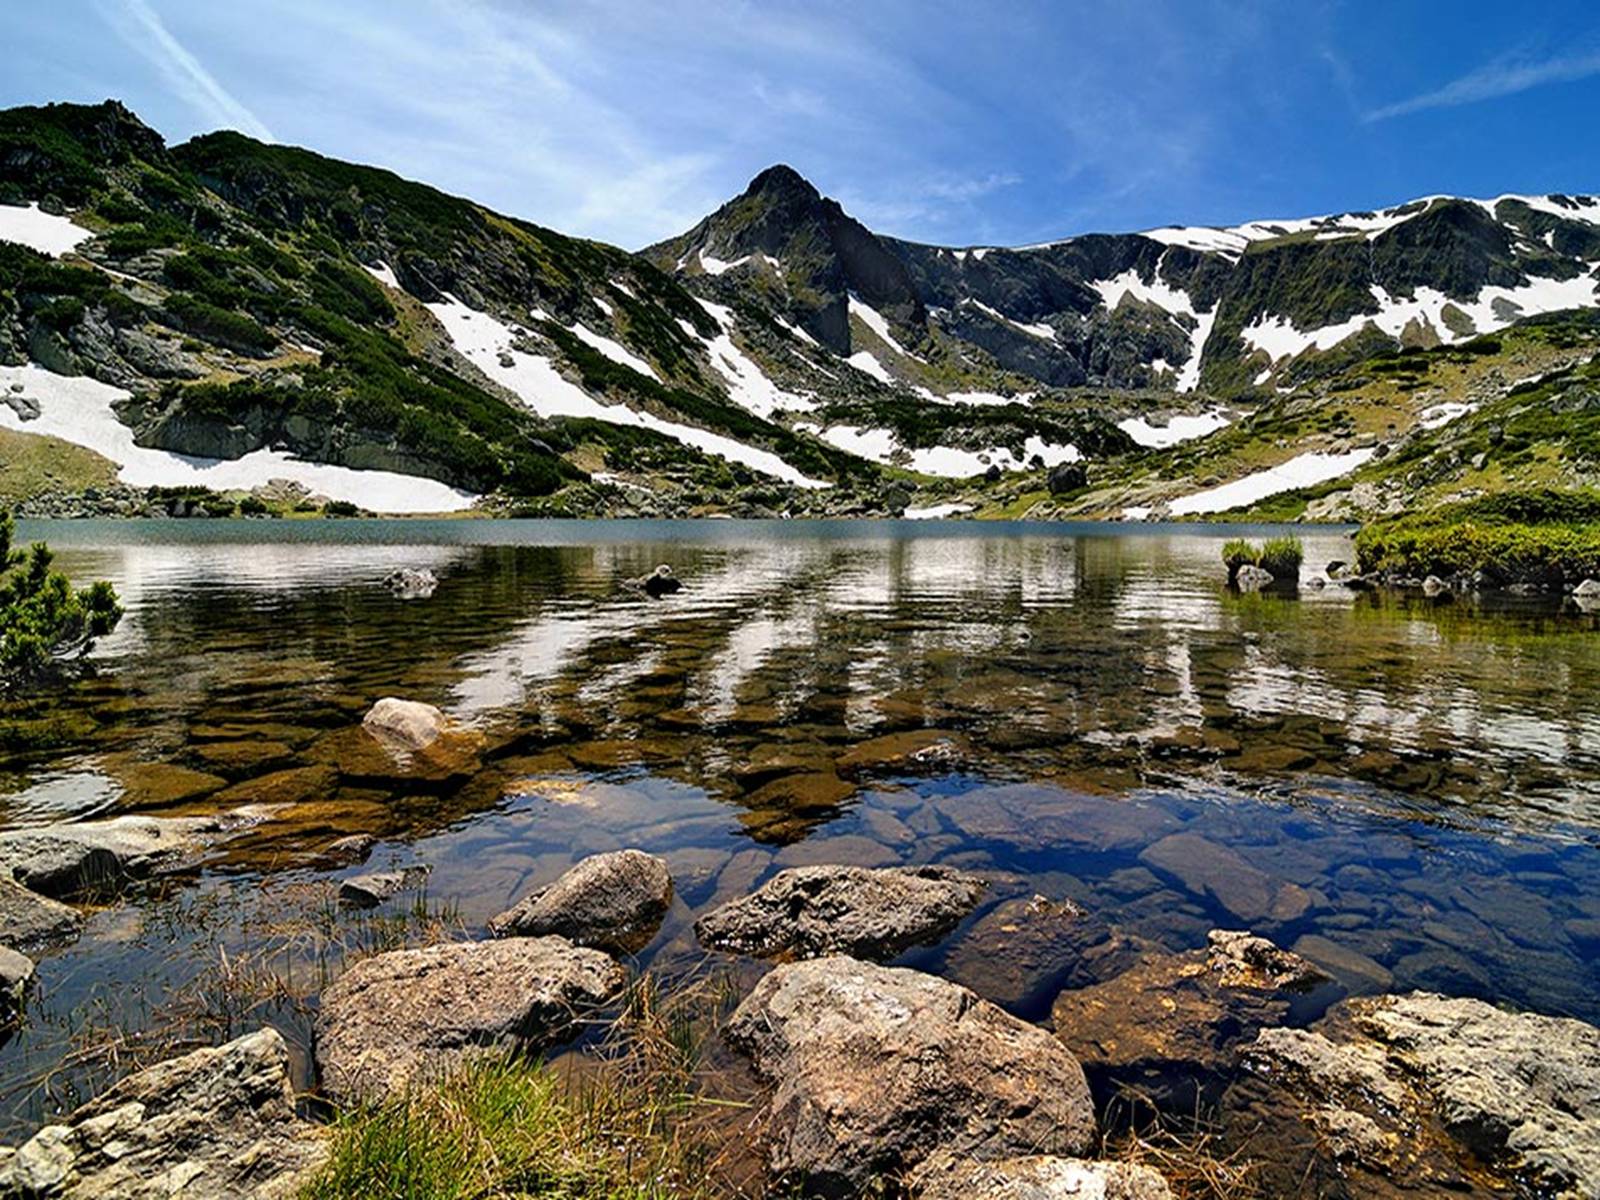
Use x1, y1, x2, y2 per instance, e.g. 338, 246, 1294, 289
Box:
315, 936, 624, 1104
724, 955, 1097, 1194
0, 876, 83, 951
0, 1027, 325, 1198
909, 1150, 1173, 1200
489, 849, 672, 955
695, 864, 986, 961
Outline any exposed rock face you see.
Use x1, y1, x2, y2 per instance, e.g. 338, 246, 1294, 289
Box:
0, 947, 33, 1029
0, 877, 83, 950
695, 865, 986, 961
1050, 930, 1331, 1107
723, 956, 1096, 1193
361, 696, 449, 751
1354, 993, 1600, 1195
489, 849, 673, 955
943, 893, 1147, 1013
1240, 993, 1600, 1197
909, 1151, 1173, 1200
315, 937, 624, 1104
1046, 461, 1088, 495
0, 1027, 325, 1198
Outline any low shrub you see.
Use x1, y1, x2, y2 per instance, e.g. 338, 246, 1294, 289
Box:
1221, 535, 1303, 584
0, 510, 123, 689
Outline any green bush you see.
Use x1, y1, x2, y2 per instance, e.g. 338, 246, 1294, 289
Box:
324, 500, 360, 517
1354, 490, 1600, 580
162, 293, 277, 355
0, 511, 123, 689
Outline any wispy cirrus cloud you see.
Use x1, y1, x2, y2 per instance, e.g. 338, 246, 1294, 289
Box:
1366, 46, 1600, 121
97, 0, 274, 141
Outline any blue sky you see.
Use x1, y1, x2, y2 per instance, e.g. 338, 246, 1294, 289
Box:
6, 1, 1599, 249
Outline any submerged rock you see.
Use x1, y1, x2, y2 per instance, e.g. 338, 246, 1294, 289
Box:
622, 564, 682, 598
943, 893, 1147, 1013
315, 936, 623, 1103
489, 849, 672, 955
1139, 832, 1311, 925
910, 1150, 1172, 1200
0, 947, 33, 1029
833, 729, 971, 779
338, 864, 431, 907
0, 1027, 325, 1198
695, 864, 986, 961
361, 696, 450, 751
382, 567, 438, 599
724, 956, 1096, 1193
1050, 930, 1331, 1109
0, 876, 83, 951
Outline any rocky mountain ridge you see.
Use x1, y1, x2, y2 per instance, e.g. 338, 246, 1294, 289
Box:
0, 98, 1597, 519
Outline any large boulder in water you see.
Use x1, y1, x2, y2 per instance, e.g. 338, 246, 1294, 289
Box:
0, 1027, 325, 1198
0, 812, 256, 900
723, 955, 1096, 1193
695, 864, 986, 961
361, 696, 450, 751
315, 937, 623, 1104
489, 849, 673, 955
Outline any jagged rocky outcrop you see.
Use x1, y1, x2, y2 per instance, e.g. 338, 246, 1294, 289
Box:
0, 1027, 326, 1198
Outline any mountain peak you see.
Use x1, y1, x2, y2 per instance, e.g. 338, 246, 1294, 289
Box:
744, 163, 820, 203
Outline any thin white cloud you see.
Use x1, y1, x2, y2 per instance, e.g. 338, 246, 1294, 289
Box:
98, 0, 274, 141
1366, 47, 1600, 121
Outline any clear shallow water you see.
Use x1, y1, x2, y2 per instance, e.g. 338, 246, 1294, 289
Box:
2, 518, 1599, 1137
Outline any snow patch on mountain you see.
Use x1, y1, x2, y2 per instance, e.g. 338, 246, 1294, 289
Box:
803, 422, 1077, 478
1167, 448, 1375, 515
363, 261, 401, 290
427, 294, 826, 487
1090, 260, 1215, 392
1118, 410, 1231, 448
0, 363, 475, 512
849, 295, 918, 359
846, 349, 894, 384
1243, 274, 1600, 362
567, 321, 660, 381
903, 502, 974, 519
0, 202, 92, 257
967, 298, 1056, 341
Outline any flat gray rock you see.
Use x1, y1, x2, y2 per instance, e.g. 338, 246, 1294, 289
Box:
0, 1027, 324, 1198
338, 864, 430, 907
0, 876, 83, 951
724, 955, 1096, 1192
695, 864, 986, 961
0, 814, 235, 899
315, 937, 624, 1104
910, 1151, 1173, 1200
489, 849, 672, 955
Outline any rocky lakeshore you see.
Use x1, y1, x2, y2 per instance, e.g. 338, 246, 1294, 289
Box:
3, 798, 1597, 1198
